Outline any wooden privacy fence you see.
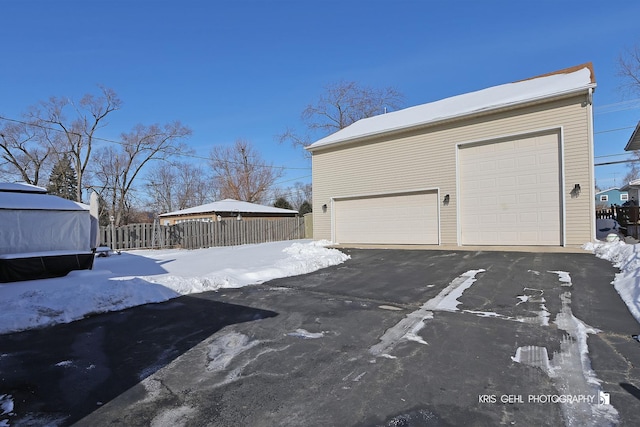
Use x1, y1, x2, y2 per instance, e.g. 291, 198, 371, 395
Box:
99, 217, 306, 250
596, 205, 640, 239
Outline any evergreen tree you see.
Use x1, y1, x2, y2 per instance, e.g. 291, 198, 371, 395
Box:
274, 197, 293, 210
47, 155, 77, 200
298, 200, 312, 215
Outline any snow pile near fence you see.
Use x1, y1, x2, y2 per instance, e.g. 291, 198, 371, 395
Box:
584, 240, 640, 324
0, 240, 349, 335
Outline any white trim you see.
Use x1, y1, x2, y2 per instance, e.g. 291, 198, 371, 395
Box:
331, 187, 440, 201
621, 193, 629, 201
455, 127, 565, 246
595, 187, 621, 195
559, 126, 567, 247
330, 197, 336, 243
600, 195, 609, 202
455, 126, 564, 149
588, 88, 597, 242
331, 188, 441, 245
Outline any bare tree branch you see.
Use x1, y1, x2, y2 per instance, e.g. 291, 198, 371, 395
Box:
32, 86, 122, 201
618, 45, 640, 97
209, 139, 283, 204
0, 119, 51, 185
93, 122, 192, 225
279, 80, 404, 154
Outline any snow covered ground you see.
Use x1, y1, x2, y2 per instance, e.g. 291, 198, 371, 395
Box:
584, 239, 640, 325
1, 235, 640, 338
0, 240, 350, 335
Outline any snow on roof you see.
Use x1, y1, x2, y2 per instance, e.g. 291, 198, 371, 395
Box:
0, 191, 88, 211
595, 187, 623, 195
0, 182, 47, 193
160, 198, 298, 217
307, 63, 596, 150
622, 179, 640, 190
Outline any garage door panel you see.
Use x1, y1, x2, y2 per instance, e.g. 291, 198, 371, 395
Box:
459, 132, 561, 246
335, 192, 439, 245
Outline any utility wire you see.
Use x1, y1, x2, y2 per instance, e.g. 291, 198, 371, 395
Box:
0, 115, 311, 171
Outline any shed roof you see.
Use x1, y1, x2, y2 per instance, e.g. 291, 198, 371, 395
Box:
160, 198, 298, 217
306, 63, 596, 151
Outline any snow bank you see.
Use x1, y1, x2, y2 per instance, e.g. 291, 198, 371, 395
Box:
0, 240, 350, 335
584, 241, 640, 324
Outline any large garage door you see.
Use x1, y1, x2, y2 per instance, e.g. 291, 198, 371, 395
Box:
459, 132, 561, 246
334, 191, 439, 245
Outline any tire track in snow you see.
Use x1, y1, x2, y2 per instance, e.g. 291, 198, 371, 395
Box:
369, 269, 485, 358
511, 272, 619, 426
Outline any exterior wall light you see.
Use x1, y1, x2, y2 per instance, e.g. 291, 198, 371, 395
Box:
322, 204, 328, 213
443, 194, 450, 205
571, 184, 581, 198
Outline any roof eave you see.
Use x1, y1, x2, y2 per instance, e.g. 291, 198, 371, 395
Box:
306, 85, 596, 153
624, 121, 640, 151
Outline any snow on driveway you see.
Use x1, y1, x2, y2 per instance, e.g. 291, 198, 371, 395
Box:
0, 239, 349, 336
585, 240, 640, 325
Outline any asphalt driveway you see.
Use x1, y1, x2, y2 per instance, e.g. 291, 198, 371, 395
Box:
1, 248, 639, 426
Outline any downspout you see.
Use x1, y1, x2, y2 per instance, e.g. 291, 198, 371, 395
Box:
588, 87, 597, 243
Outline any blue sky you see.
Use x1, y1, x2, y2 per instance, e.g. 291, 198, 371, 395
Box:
1, 0, 639, 194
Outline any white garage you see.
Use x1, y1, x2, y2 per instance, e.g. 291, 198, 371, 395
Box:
458, 131, 562, 246
334, 191, 439, 245
308, 63, 596, 247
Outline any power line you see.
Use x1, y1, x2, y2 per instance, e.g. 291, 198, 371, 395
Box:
595, 158, 640, 167
594, 98, 640, 114
0, 115, 311, 172
594, 125, 637, 135
595, 153, 630, 159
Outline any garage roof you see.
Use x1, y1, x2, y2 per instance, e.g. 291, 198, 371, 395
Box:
160, 198, 298, 217
307, 63, 596, 151
624, 121, 640, 152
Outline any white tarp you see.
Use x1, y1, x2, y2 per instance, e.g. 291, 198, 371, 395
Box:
0, 188, 91, 256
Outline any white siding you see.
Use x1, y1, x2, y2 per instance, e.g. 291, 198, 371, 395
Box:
311, 95, 594, 247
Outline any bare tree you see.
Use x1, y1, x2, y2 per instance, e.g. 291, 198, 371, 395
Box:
623, 152, 640, 185
618, 45, 640, 183
209, 139, 283, 203
30, 86, 122, 202
618, 45, 640, 97
0, 119, 51, 185
146, 161, 213, 214
279, 81, 404, 151
92, 122, 192, 225
273, 181, 312, 211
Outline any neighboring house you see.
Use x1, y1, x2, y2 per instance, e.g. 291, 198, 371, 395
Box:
620, 180, 640, 206
595, 188, 628, 208
621, 122, 640, 204
0, 183, 95, 282
307, 63, 597, 247
159, 199, 298, 225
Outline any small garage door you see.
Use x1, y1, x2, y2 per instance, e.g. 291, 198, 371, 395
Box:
334, 191, 439, 245
459, 132, 561, 246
